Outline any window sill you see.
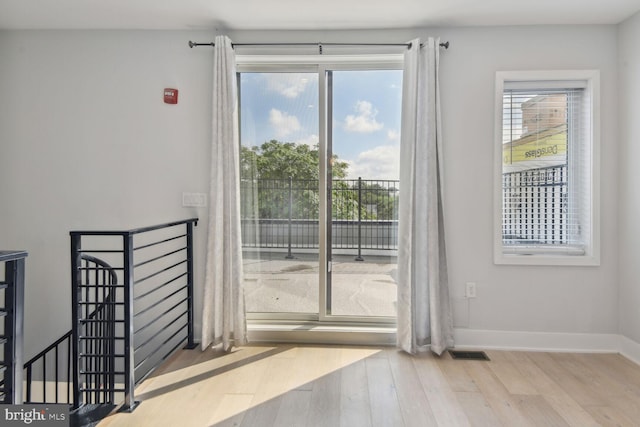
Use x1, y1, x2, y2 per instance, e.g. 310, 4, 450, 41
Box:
494, 252, 600, 266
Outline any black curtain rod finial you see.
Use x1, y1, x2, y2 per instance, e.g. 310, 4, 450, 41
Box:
189, 40, 215, 48
440, 41, 450, 49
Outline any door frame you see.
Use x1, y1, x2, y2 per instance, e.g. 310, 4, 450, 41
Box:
238, 54, 403, 327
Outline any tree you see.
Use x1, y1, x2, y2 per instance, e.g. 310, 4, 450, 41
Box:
241, 140, 348, 181
240, 140, 397, 222
241, 141, 319, 220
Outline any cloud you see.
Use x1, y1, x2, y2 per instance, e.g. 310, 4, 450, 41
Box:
269, 109, 301, 138
343, 101, 384, 133
387, 129, 400, 142
265, 74, 314, 99
345, 145, 400, 181
296, 134, 319, 148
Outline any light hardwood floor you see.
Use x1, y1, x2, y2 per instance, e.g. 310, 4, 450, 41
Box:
98, 344, 640, 427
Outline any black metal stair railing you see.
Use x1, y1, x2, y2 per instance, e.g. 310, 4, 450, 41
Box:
23, 331, 73, 404
70, 218, 198, 412
0, 250, 27, 404
0, 218, 198, 421
22, 254, 118, 406
11, 217, 197, 421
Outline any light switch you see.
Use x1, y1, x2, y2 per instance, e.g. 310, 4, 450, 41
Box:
182, 192, 207, 207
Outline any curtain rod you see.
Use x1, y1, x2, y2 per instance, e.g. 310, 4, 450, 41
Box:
188, 40, 449, 52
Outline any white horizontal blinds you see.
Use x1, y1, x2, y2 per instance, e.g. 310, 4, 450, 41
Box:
501, 82, 587, 254
567, 88, 589, 250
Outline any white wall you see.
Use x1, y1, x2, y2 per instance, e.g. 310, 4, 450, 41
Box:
437, 26, 619, 339
618, 12, 640, 345
0, 24, 620, 358
0, 30, 215, 358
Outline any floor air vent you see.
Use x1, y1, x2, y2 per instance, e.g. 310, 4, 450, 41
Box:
449, 350, 490, 361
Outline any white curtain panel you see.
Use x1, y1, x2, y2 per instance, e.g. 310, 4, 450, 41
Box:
397, 37, 454, 355
201, 35, 247, 351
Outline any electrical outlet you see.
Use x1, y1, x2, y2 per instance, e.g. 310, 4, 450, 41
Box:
465, 282, 477, 298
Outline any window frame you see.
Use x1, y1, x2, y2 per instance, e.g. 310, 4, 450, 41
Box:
493, 70, 600, 266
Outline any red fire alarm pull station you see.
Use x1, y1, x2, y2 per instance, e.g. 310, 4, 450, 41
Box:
164, 88, 178, 104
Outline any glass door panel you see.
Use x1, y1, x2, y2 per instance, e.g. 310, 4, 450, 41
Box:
239, 72, 320, 315
328, 69, 402, 318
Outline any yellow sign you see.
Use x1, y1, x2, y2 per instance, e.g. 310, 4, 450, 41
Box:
503, 125, 567, 170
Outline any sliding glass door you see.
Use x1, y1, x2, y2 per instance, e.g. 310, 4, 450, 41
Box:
238, 60, 402, 323
239, 71, 320, 317
326, 68, 402, 319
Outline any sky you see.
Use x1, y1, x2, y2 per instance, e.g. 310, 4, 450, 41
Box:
240, 70, 403, 181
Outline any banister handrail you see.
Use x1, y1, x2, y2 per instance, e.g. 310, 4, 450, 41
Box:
0, 251, 28, 263
23, 330, 72, 368
70, 218, 198, 237
78, 254, 119, 285
23, 331, 73, 404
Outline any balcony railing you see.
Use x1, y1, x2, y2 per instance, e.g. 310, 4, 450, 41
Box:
502, 164, 570, 245
240, 178, 399, 257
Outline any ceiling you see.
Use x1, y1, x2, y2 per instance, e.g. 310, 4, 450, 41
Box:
1, 0, 639, 31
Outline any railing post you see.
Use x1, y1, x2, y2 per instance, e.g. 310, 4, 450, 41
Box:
122, 234, 139, 412
2, 252, 26, 404
184, 221, 198, 350
70, 235, 83, 410
355, 177, 364, 261
285, 176, 295, 259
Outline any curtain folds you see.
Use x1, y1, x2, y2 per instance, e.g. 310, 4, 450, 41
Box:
201, 35, 247, 352
397, 37, 454, 355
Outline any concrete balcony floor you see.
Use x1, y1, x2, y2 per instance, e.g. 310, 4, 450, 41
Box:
243, 251, 397, 317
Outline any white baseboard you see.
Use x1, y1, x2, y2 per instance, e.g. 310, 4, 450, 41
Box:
619, 335, 640, 365
247, 323, 640, 365
453, 328, 620, 354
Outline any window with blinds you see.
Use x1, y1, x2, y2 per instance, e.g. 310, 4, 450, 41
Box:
494, 71, 600, 265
